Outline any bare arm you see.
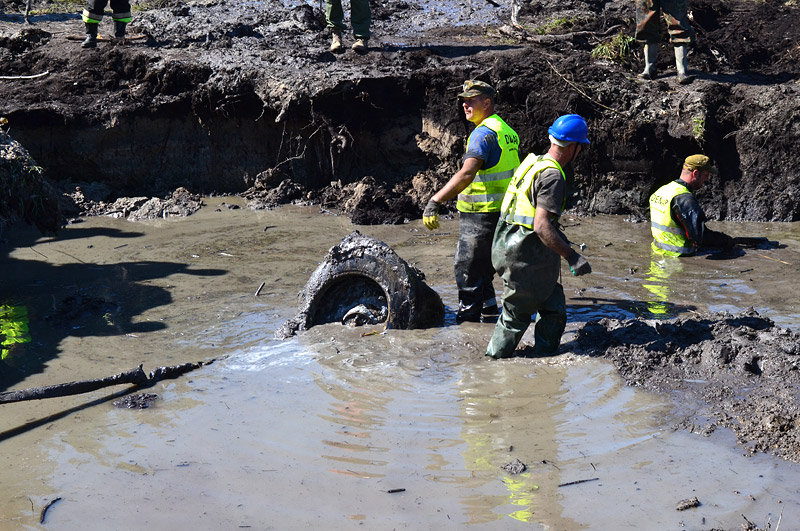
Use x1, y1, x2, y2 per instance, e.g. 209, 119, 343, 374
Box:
533, 206, 572, 258
431, 157, 484, 203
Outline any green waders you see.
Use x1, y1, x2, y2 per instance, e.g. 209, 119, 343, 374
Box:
486, 221, 567, 359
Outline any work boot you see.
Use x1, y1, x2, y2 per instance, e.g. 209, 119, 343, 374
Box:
480, 303, 500, 323
674, 45, 694, 84
637, 43, 658, 80
352, 38, 368, 54
330, 29, 343, 54
81, 23, 98, 48
114, 21, 127, 42
456, 303, 481, 323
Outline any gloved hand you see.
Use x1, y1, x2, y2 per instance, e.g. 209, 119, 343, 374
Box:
567, 251, 591, 276
423, 199, 441, 230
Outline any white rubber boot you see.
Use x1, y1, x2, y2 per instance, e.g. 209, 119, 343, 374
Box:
638, 43, 658, 80
675, 45, 694, 84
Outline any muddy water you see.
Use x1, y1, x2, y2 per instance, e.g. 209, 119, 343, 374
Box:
2, 199, 800, 528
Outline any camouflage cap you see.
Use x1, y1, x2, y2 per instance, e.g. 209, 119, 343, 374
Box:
683, 154, 716, 173
458, 80, 496, 99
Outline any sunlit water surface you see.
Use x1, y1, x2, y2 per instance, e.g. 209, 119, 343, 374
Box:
2, 202, 800, 528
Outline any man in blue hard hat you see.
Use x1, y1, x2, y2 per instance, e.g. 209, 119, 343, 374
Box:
485, 114, 592, 359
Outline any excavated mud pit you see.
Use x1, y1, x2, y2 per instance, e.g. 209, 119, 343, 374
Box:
2, 0, 800, 526
2, 205, 800, 528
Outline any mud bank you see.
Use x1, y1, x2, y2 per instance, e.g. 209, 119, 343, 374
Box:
1, 0, 799, 225
573, 308, 800, 463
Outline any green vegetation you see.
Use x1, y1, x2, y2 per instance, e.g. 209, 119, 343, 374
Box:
591, 33, 636, 63
132, 0, 172, 12
27, 0, 82, 15
692, 116, 706, 141
534, 17, 581, 35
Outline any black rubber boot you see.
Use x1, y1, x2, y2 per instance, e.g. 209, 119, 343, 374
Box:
81, 23, 98, 48
114, 21, 127, 41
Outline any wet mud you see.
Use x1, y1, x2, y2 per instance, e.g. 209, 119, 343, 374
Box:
2, 0, 800, 524
573, 309, 800, 462
1, 205, 800, 527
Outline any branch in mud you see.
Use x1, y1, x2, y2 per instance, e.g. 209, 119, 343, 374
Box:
0, 360, 215, 404
496, 24, 626, 45
0, 71, 50, 80
546, 60, 627, 116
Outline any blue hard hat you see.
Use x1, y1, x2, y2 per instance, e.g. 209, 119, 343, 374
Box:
548, 114, 590, 144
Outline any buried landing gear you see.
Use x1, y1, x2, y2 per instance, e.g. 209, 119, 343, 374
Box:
276, 231, 444, 338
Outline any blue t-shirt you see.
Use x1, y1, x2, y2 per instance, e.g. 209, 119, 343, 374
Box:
462, 125, 501, 169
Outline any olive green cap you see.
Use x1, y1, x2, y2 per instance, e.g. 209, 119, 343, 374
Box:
683, 154, 716, 173
458, 80, 496, 99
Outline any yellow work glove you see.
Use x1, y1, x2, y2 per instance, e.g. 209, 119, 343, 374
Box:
423, 199, 441, 230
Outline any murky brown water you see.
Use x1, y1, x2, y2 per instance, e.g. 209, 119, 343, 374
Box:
2, 198, 800, 528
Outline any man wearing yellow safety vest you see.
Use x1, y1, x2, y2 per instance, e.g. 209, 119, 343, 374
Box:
649, 154, 734, 256
485, 114, 592, 359
422, 80, 520, 322
80, 0, 132, 48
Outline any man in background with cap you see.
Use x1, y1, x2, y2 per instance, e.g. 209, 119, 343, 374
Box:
649, 154, 734, 256
422, 80, 520, 322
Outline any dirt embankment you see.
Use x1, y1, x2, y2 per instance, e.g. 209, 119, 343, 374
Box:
1, 0, 799, 225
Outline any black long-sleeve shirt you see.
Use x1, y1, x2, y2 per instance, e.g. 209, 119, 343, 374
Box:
670, 179, 732, 249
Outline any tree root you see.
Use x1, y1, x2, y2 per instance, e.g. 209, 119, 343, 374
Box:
0, 360, 216, 404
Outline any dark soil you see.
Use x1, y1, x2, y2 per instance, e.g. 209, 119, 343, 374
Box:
572, 308, 800, 463
112, 392, 158, 408
1, 0, 799, 225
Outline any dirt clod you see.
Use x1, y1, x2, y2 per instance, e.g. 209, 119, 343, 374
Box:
113, 393, 158, 409
675, 496, 700, 511
501, 458, 527, 475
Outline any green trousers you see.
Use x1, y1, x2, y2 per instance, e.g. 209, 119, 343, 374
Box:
486, 222, 567, 359
326, 0, 371, 39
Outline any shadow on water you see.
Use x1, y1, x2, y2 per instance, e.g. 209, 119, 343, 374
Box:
0, 12, 80, 23
0, 386, 133, 443
568, 297, 698, 322
0, 224, 225, 392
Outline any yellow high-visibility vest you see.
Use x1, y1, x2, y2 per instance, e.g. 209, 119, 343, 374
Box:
457, 114, 520, 213
499, 154, 565, 229
649, 180, 695, 256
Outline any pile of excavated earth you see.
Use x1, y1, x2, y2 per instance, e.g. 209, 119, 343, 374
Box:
2, 0, 800, 462
1, 0, 798, 224
572, 309, 800, 463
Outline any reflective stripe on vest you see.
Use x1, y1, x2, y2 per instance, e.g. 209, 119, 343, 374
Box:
499, 153, 565, 229
649, 180, 695, 256
457, 114, 520, 213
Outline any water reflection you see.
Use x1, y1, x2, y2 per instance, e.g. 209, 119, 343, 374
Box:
641, 252, 684, 317
0, 302, 31, 360
456, 361, 564, 525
